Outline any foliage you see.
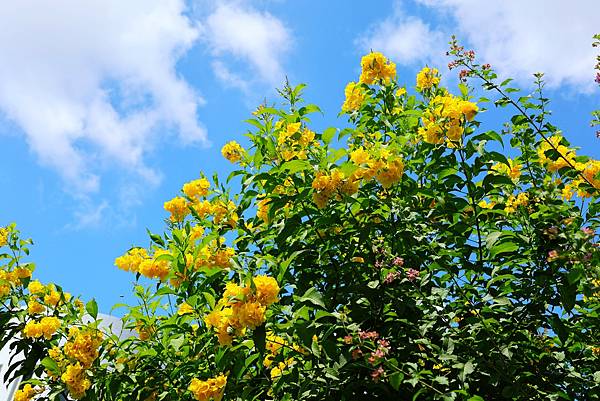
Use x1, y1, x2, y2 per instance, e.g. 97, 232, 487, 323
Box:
1, 38, 600, 401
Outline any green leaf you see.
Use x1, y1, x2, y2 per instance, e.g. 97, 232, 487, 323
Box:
86, 299, 98, 320
322, 127, 337, 144
297, 287, 325, 309
203, 292, 216, 309
280, 160, 311, 174
460, 360, 475, 382
560, 284, 576, 312
389, 372, 404, 390
489, 241, 519, 258
41, 357, 59, 375
146, 229, 165, 247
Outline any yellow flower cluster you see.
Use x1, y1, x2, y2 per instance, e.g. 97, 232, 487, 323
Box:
63, 327, 103, 368
25, 281, 71, 316
256, 196, 271, 223
352, 146, 405, 188
359, 52, 396, 85
416, 67, 441, 90
114, 248, 148, 272
164, 190, 239, 229
183, 177, 210, 200
0, 226, 8, 247
48, 327, 103, 399
263, 333, 304, 380
115, 248, 171, 281
491, 159, 522, 180
28, 299, 45, 315
204, 276, 280, 346
275, 121, 319, 161
537, 135, 577, 172
14, 384, 38, 401
23, 316, 61, 339
195, 239, 236, 270
342, 82, 365, 112
564, 159, 600, 199
312, 169, 359, 209
270, 357, 295, 380
311, 143, 406, 208
418, 93, 478, 145
138, 249, 171, 281
221, 140, 244, 163
478, 199, 496, 210
178, 301, 194, 316
0, 265, 32, 297
164, 196, 189, 222
61, 363, 90, 400
136, 321, 156, 341
504, 192, 529, 213
188, 374, 227, 401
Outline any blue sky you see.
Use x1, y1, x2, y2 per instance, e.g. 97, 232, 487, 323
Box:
0, 0, 598, 312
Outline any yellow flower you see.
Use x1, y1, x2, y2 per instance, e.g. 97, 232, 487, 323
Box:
492, 159, 521, 180
115, 247, 148, 273
178, 302, 194, 316
221, 141, 244, 163
235, 301, 266, 330
375, 158, 404, 189
359, 52, 396, 85
14, 384, 38, 401
256, 197, 271, 223
138, 250, 171, 281
28, 280, 45, 295
28, 300, 45, 315
189, 225, 205, 242
396, 87, 406, 97
189, 374, 227, 401
342, 81, 365, 112
350, 147, 371, 165
504, 192, 529, 213
164, 196, 189, 222
61, 363, 91, 399
253, 275, 280, 306
459, 100, 479, 121
416, 67, 440, 90
0, 227, 8, 247
183, 178, 210, 199
63, 327, 103, 368
580, 159, 600, 190
13, 267, 32, 279
478, 200, 496, 209
537, 135, 577, 173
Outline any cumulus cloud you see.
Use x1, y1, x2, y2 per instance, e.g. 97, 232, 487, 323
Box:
200, 2, 292, 89
421, 0, 599, 89
0, 0, 205, 193
358, 3, 447, 67
361, 0, 599, 90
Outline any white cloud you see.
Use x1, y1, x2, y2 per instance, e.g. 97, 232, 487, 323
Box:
0, 0, 205, 193
361, 0, 599, 90
358, 3, 447, 67
67, 201, 110, 230
422, 0, 598, 90
200, 2, 292, 89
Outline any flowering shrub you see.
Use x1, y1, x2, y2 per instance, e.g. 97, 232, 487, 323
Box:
1, 37, 600, 400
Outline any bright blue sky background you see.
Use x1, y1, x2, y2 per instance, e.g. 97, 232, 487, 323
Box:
0, 0, 598, 312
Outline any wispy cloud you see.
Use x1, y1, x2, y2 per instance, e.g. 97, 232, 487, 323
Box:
0, 0, 205, 194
